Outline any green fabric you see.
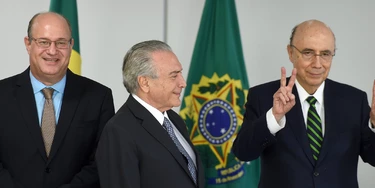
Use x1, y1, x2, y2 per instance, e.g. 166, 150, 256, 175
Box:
306, 96, 323, 161
49, 0, 80, 53
180, 0, 260, 187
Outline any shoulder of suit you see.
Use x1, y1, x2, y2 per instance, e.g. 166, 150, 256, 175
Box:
67, 70, 111, 91
325, 78, 366, 95
0, 70, 26, 89
247, 79, 280, 97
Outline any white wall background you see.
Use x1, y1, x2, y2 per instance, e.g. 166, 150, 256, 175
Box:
1, 0, 374, 187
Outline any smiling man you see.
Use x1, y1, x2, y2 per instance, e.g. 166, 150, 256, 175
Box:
0, 12, 114, 188
96, 40, 205, 188
232, 20, 375, 188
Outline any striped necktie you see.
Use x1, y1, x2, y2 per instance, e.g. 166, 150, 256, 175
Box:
162, 117, 197, 184
306, 96, 323, 162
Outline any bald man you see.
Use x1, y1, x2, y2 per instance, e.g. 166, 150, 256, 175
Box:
0, 12, 114, 188
232, 20, 375, 188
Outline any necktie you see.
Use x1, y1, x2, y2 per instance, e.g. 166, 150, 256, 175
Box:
306, 96, 323, 162
41, 88, 56, 157
162, 117, 197, 184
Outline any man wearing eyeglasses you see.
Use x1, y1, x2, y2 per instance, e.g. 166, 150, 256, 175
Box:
232, 19, 375, 188
0, 12, 114, 188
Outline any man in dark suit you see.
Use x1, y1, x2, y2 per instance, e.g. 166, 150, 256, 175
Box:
96, 40, 205, 188
0, 12, 115, 188
232, 19, 375, 188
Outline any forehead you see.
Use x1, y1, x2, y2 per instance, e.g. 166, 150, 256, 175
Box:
31, 14, 71, 38
152, 51, 182, 73
294, 23, 335, 51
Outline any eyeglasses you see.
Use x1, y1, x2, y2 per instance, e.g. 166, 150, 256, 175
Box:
290, 45, 335, 62
30, 37, 71, 49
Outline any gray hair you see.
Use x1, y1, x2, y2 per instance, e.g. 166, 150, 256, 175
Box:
122, 40, 172, 94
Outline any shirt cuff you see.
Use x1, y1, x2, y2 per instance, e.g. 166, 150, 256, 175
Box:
266, 108, 286, 135
369, 120, 375, 133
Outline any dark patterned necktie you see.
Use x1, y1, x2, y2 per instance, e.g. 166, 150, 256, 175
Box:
306, 96, 323, 162
41, 88, 56, 157
163, 117, 197, 184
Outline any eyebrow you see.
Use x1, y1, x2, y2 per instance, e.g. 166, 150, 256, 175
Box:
169, 69, 183, 76
37, 37, 71, 41
302, 48, 333, 53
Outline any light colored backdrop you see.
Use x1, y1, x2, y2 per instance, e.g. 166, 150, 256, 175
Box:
1, 0, 374, 187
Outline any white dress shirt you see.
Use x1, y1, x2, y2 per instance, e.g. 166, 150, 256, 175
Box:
266, 80, 375, 134
132, 94, 197, 166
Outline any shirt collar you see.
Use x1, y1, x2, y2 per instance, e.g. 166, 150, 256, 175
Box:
295, 79, 324, 105
30, 71, 66, 95
132, 94, 168, 125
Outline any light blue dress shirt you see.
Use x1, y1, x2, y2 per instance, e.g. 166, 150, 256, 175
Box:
30, 72, 66, 126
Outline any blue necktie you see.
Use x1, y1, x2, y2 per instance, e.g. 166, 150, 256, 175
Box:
163, 117, 197, 184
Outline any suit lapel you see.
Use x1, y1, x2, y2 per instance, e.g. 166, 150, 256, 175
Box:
316, 80, 340, 164
126, 96, 194, 182
16, 69, 48, 162
288, 86, 315, 165
48, 70, 82, 161
167, 110, 200, 184
167, 111, 190, 144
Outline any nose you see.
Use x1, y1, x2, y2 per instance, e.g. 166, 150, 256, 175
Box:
46, 42, 57, 55
179, 75, 187, 88
311, 55, 322, 68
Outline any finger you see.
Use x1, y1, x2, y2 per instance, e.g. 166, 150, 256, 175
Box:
287, 68, 297, 90
288, 92, 296, 102
372, 80, 375, 108
279, 86, 290, 102
275, 91, 287, 105
280, 67, 286, 87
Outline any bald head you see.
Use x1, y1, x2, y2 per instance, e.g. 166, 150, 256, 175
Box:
289, 20, 335, 49
286, 19, 336, 94
27, 12, 72, 40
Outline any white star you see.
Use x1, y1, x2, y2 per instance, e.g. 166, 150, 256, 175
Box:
221, 128, 226, 134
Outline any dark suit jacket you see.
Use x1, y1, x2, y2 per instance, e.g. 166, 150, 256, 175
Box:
232, 78, 375, 188
0, 68, 115, 188
96, 95, 205, 188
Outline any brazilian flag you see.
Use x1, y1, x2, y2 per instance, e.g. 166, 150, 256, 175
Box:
50, 0, 81, 75
179, 0, 260, 187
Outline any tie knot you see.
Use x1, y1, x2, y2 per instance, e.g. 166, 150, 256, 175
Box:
163, 117, 171, 127
42, 88, 54, 100
306, 96, 317, 105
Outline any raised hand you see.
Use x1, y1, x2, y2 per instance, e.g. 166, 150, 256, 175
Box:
370, 80, 375, 127
272, 67, 297, 122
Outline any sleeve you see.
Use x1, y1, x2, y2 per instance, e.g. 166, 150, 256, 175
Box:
232, 87, 278, 161
0, 164, 25, 188
96, 119, 141, 188
59, 88, 115, 188
266, 108, 286, 135
359, 91, 375, 166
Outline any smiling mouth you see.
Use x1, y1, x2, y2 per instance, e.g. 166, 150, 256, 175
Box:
43, 58, 59, 62
309, 72, 323, 76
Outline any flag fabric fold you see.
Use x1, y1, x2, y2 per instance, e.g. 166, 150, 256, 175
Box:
50, 0, 81, 75
179, 0, 260, 187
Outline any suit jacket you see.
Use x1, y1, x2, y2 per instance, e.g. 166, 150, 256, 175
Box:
0, 68, 115, 188
96, 95, 205, 188
232, 78, 375, 188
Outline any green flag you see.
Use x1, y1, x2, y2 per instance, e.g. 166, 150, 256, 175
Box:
50, 0, 81, 75
179, 0, 260, 187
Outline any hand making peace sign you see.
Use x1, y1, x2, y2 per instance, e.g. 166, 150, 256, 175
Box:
272, 67, 297, 122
